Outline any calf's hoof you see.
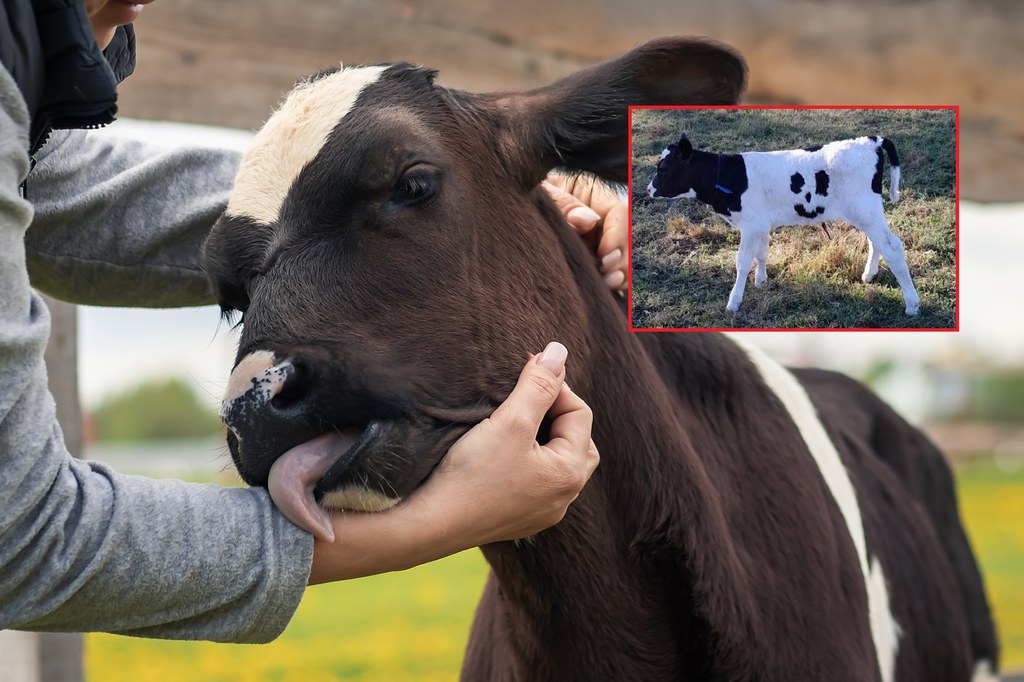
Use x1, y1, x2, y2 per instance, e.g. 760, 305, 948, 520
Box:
726, 300, 741, 313
862, 272, 876, 283
905, 302, 920, 316
754, 275, 768, 288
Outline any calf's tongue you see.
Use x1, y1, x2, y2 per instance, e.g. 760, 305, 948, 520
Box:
268, 432, 359, 542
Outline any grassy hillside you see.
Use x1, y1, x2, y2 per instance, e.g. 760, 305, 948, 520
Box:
630, 107, 957, 329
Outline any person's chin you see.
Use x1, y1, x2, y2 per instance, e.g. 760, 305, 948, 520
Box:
98, 1, 148, 29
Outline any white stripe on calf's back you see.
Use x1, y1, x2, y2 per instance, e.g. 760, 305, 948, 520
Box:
970, 660, 999, 682
730, 336, 900, 682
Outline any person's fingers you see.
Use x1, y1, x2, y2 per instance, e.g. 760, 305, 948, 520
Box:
546, 173, 629, 290
597, 204, 628, 261
567, 206, 601, 235
543, 382, 595, 472
600, 244, 627, 289
600, 249, 622, 271
546, 173, 596, 207
603, 271, 626, 289
542, 180, 601, 235
565, 438, 601, 505
585, 439, 600, 479
593, 199, 628, 290
486, 341, 567, 441
547, 173, 622, 220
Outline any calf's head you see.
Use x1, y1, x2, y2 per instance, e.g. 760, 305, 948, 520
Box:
203, 37, 745, 532
647, 132, 698, 198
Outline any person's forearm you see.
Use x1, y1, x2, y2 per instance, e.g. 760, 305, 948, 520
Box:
24, 128, 241, 308
2, 70, 312, 642
3, 464, 314, 642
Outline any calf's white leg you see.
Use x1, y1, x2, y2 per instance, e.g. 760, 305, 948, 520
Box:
754, 232, 769, 288
855, 212, 920, 316
862, 238, 882, 283
727, 229, 762, 312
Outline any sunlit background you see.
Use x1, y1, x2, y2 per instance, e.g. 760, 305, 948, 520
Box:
19, 0, 1024, 680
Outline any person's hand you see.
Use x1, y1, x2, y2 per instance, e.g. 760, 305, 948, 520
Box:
426, 341, 598, 543
544, 174, 628, 291
307, 342, 599, 584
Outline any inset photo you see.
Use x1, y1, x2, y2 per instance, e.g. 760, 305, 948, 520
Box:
628, 106, 958, 330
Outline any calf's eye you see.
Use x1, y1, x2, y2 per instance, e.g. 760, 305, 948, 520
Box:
389, 168, 440, 208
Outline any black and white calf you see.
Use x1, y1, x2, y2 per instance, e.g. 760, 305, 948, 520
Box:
647, 133, 920, 315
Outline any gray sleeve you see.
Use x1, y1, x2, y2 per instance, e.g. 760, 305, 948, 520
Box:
23, 127, 241, 308
1, 71, 313, 642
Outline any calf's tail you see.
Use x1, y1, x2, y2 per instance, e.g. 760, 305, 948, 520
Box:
880, 137, 901, 203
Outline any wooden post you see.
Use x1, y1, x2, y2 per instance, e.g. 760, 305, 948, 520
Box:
38, 297, 85, 682
0, 298, 86, 682
43, 298, 83, 458
0, 632, 40, 681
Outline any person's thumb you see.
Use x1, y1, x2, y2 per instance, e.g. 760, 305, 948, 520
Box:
488, 342, 568, 441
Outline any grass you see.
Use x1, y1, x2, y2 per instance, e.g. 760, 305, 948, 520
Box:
956, 459, 1024, 671
84, 456, 1022, 680
630, 108, 957, 329
85, 550, 490, 682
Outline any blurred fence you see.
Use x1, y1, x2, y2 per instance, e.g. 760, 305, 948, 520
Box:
925, 423, 1024, 467
119, 0, 1023, 201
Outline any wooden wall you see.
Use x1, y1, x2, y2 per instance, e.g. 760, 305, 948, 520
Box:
117, 0, 1023, 201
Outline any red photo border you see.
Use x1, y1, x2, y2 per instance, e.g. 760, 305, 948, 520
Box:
626, 104, 960, 333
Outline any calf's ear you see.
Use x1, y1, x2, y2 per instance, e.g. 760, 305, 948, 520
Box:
678, 135, 693, 161
496, 36, 745, 185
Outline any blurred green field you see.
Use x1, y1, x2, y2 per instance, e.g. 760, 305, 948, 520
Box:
85, 549, 489, 682
630, 108, 957, 329
85, 458, 1023, 680
956, 459, 1024, 671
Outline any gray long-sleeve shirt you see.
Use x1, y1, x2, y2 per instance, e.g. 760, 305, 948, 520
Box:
1, 66, 314, 642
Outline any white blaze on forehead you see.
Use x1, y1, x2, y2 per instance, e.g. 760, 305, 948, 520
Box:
730, 336, 901, 682
660, 147, 671, 160
225, 65, 388, 225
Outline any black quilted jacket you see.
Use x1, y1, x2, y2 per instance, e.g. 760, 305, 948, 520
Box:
0, 0, 136, 153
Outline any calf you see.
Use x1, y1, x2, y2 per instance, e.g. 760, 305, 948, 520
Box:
647, 133, 921, 315
204, 38, 995, 681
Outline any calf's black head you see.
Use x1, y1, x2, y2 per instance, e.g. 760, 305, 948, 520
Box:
647, 132, 698, 198
203, 37, 745, 513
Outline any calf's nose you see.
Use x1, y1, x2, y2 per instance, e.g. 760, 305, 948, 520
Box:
221, 350, 319, 481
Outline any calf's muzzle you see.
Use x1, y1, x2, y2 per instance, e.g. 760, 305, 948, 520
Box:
220, 350, 322, 485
